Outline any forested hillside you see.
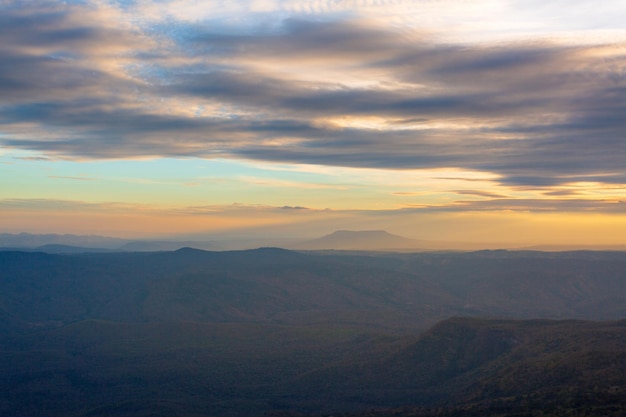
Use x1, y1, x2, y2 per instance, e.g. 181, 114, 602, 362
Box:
2, 248, 626, 333
1, 248, 625, 416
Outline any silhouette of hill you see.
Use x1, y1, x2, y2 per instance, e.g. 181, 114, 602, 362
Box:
118, 240, 222, 252
0, 232, 127, 249
0, 232, 223, 253
33, 244, 114, 253
292, 230, 423, 250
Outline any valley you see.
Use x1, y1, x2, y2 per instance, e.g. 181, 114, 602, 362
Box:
1, 248, 625, 416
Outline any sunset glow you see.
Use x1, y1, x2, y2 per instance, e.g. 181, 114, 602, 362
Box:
2, 0, 626, 247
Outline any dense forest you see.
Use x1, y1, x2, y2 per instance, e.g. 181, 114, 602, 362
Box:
1, 248, 625, 416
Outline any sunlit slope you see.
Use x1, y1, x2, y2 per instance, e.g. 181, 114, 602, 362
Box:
1, 318, 624, 416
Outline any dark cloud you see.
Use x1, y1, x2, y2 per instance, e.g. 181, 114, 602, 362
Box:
0, 2, 625, 189
461, 198, 626, 213
189, 18, 403, 61
543, 190, 582, 196
453, 190, 508, 198
4, 197, 623, 217
411, 198, 626, 213
13, 156, 51, 161
0, 3, 135, 51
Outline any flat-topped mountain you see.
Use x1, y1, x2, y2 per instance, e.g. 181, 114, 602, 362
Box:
292, 230, 422, 251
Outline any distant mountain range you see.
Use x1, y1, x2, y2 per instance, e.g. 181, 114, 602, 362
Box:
3, 231, 626, 252
0, 230, 433, 253
0, 233, 221, 252
1, 230, 429, 252
0, 232, 127, 249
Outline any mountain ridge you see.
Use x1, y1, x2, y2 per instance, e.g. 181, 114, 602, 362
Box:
2, 317, 624, 416
1, 248, 626, 334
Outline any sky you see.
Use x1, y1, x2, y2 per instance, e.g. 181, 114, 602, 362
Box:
1, 0, 626, 246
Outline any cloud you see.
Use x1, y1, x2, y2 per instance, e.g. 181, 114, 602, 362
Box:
0, 198, 317, 220
0, 1, 625, 190
543, 189, 582, 197
415, 198, 626, 213
453, 190, 508, 198
13, 156, 51, 161
5, 196, 625, 224
0, 198, 141, 212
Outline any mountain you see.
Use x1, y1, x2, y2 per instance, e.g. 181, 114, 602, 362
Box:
292, 230, 423, 251
0, 248, 452, 331
278, 317, 626, 417
290, 230, 520, 251
118, 240, 222, 252
1, 249, 626, 334
33, 244, 113, 253
0, 232, 128, 249
1, 317, 624, 417
1, 248, 626, 416
0, 233, 226, 253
